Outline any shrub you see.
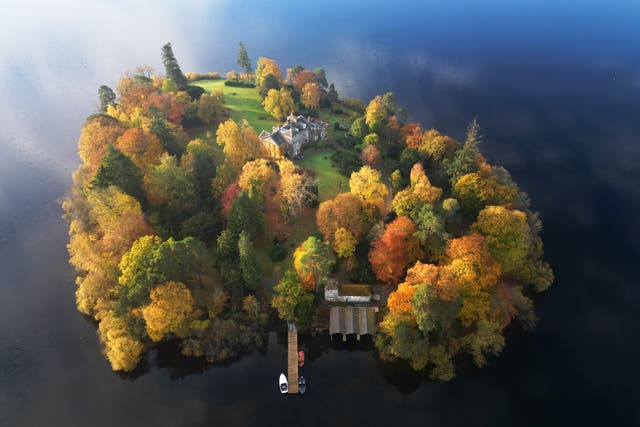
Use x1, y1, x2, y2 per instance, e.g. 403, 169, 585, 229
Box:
330, 151, 362, 176
185, 71, 222, 81
225, 79, 256, 88
269, 242, 287, 262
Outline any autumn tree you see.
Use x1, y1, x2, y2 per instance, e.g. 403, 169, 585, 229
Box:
361, 144, 381, 168
293, 69, 316, 93
98, 85, 116, 113
316, 192, 366, 250
447, 233, 502, 327
349, 165, 388, 218
78, 115, 125, 175
142, 281, 195, 341
216, 119, 266, 171
293, 236, 336, 290
333, 227, 357, 258
237, 41, 253, 75
117, 235, 207, 311
197, 90, 228, 125
255, 57, 282, 86
452, 162, 517, 215
259, 73, 281, 98
262, 88, 295, 121
391, 163, 442, 216
238, 159, 277, 200
472, 205, 531, 276
278, 159, 317, 216
272, 269, 314, 325
365, 95, 386, 134
401, 123, 423, 149
115, 128, 163, 170
301, 82, 321, 110
368, 216, 420, 285
349, 117, 368, 140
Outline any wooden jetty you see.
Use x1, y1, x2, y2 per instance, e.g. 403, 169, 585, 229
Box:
287, 320, 298, 394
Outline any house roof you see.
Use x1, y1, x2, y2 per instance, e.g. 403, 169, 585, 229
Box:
329, 306, 377, 337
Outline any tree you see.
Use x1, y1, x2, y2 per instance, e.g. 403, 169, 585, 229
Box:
327, 83, 339, 102
78, 116, 125, 175
216, 119, 266, 171
293, 70, 316, 93
349, 165, 388, 218
238, 231, 260, 289
301, 83, 320, 110
362, 145, 381, 168
472, 206, 531, 276
368, 216, 419, 285
401, 123, 423, 149
445, 118, 482, 185
293, 236, 336, 290
142, 281, 195, 342
117, 235, 207, 311
92, 144, 145, 202
446, 233, 502, 327
98, 85, 116, 113
227, 191, 264, 237
349, 117, 368, 140
255, 57, 282, 86
237, 41, 253, 75
391, 163, 442, 216
363, 133, 380, 147
181, 139, 217, 200
333, 228, 357, 258
452, 163, 517, 215
197, 90, 228, 125
272, 269, 314, 323
115, 128, 163, 170
161, 42, 188, 90
412, 203, 448, 261
365, 95, 386, 134
259, 73, 281, 98
316, 192, 366, 248
262, 88, 295, 121
278, 159, 317, 216
313, 68, 328, 88
238, 159, 277, 200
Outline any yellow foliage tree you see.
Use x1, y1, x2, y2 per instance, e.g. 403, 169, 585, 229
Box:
255, 57, 282, 86
365, 95, 385, 133
262, 88, 295, 121
333, 227, 357, 258
301, 82, 320, 110
349, 165, 388, 218
142, 281, 195, 342
391, 163, 442, 216
216, 119, 266, 171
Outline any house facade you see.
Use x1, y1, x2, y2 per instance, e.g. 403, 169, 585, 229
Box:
259, 113, 327, 159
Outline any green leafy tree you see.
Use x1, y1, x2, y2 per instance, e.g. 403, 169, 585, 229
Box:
271, 269, 314, 325
313, 68, 328, 88
293, 236, 336, 290
92, 144, 144, 202
161, 42, 188, 90
227, 191, 264, 237
349, 117, 368, 140
238, 231, 260, 289
98, 85, 116, 113
258, 73, 281, 98
237, 41, 253, 75
445, 118, 482, 185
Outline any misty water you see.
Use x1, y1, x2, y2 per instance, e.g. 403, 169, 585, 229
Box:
1, 1, 639, 425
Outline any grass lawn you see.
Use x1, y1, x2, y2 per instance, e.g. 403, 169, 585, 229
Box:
190, 79, 277, 132
298, 149, 349, 202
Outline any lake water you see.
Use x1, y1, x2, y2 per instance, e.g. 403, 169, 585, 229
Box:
1, 1, 639, 425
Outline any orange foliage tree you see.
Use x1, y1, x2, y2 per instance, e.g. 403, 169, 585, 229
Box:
115, 128, 163, 170
368, 216, 420, 285
316, 192, 366, 251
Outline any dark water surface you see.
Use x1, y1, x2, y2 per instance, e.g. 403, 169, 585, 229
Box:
1, 1, 639, 426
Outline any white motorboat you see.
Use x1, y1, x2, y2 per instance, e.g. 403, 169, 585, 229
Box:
279, 373, 288, 394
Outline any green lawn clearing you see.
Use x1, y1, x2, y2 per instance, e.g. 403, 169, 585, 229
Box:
191, 79, 277, 132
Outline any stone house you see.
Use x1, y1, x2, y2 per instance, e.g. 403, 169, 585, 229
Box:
259, 113, 327, 159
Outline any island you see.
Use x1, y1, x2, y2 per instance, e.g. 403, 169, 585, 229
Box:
63, 42, 553, 382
